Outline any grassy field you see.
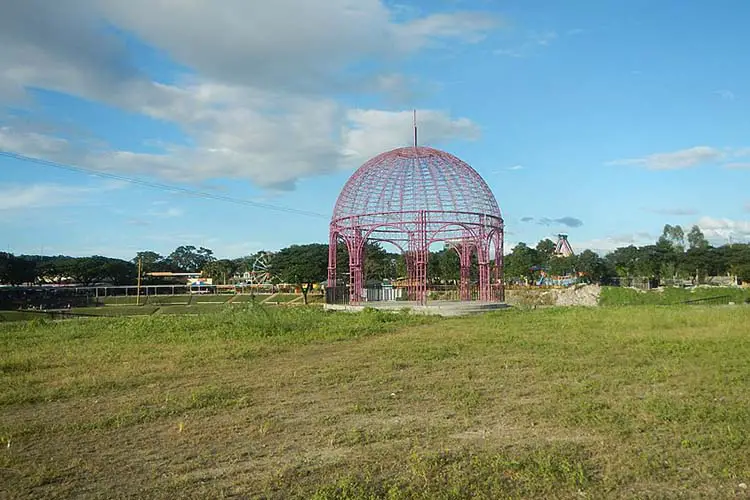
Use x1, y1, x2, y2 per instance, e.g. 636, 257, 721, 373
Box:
1, 305, 749, 498
600, 286, 750, 306
0, 311, 48, 322
264, 293, 303, 303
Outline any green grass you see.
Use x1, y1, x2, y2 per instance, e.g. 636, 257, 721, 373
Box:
95, 296, 141, 306
307, 293, 326, 304
265, 293, 303, 303
600, 286, 750, 306
145, 295, 191, 306
95, 294, 233, 306
71, 306, 160, 316
156, 304, 233, 315
232, 294, 273, 303
1, 306, 749, 498
189, 295, 232, 304
0, 311, 48, 322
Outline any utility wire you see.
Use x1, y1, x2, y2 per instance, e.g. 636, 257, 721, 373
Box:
0, 150, 328, 219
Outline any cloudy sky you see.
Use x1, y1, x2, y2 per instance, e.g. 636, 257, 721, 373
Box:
1, 0, 749, 258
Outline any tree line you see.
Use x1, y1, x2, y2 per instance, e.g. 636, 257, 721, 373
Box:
0, 245, 217, 287
2, 224, 749, 293
505, 224, 750, 284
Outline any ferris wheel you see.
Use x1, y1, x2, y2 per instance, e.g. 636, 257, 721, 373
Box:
248, 251, 275, 285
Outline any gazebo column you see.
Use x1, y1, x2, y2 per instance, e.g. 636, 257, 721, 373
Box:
405, 250, 415, 301
477, 218, 492, 302
348, 230, 364, 304
406, 212, 428, 304
327, 229, 337, 288
459, 242, 472, 301
478, 245, 491, 302
494, 229, 505, 302
327, 229, 338, 303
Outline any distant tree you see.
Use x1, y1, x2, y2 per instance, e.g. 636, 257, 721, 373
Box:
687, 225, 709, 250
10, 258, 38, 286
383, 252, 399, 281
655, 236, 680, 280
0, 253, 38, 285
167, 246, 215, 272
363, 242, 389, 282
269, 244, 329, 304
659, 224, 685, 252
706, 246, 731, 276
735, 263, 750, 283
728, 244, 750, 280
133, 251, 168, 273
606, 245, 640, 278
70, 257, 117, 285
680, 247, 711, 282
548, 255, 576, 276
504, 243, 541, 282
395, 253, 406, 279
0, 253, 9, 284
102, 259, 137, 285
575, 250, 610, 283
202, 259, 238, 285
335, 243, 350, 279
437, 247, 461, 283
36, 257, 68, 284
231, 255, 255, 275
535, 238, 557, 264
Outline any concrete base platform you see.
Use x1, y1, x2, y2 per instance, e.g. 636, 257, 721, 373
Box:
324, 301, 509, 317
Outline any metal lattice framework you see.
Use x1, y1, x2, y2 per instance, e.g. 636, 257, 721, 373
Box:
328, 146, 504, 304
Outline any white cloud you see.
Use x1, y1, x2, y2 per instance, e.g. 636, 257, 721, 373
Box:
713, 89, 736, 101
697, 216, 750, 243
531, 31, 558, 46
494, 30, 559, 58
608, 146, 724, 170
1, 104, 479, 190
342, 109, 480, 161
93, 1, 498, 90
148, 207, 183, 218
0, 183, 106, 211
405, 12, 499, 44
573, 232, 654, 254
730, 148, 750, 158
725, 162, 750, 170
646, 207, 698, 216
0, 0, 499, 190
493, 48, 525, 58
492, 164, 524, 173
0, 127, 70, 157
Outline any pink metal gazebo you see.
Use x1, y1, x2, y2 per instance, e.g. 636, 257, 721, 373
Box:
328, 146, 504, 305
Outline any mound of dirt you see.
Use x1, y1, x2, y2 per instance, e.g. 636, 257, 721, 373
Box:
505, 284, 601, 307
554, 284, 601, 307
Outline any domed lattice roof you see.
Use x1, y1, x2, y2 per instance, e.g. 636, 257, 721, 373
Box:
328, 145, 505, 304
333, 146, 500, 222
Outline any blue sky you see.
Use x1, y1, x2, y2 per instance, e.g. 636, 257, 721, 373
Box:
1, 0, 749, 259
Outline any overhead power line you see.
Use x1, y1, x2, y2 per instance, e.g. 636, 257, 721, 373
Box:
0, 150, 328, 219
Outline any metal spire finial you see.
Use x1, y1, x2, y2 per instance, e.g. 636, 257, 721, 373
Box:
413, 109, 418, 148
